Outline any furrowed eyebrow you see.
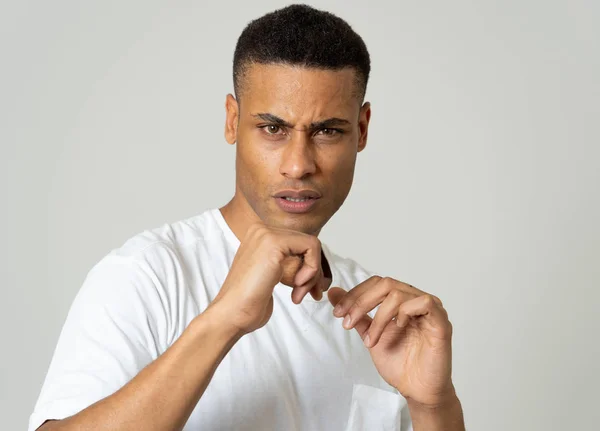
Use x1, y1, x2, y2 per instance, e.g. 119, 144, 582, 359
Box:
309, 118, 351, 129
252, 113, 351, 130
252, 113, 293, 128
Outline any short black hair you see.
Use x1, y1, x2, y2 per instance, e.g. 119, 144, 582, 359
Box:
233, 4, 371, 102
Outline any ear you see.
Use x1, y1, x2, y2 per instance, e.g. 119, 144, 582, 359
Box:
357, 101, 371, 153
224, 94, 239, 145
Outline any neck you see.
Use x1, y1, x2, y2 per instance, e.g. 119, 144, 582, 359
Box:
219, 194, 261, 243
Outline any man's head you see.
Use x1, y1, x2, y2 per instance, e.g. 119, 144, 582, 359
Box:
224, 4, 372, 236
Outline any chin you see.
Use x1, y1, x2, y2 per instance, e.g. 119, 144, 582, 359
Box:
261, 211, 322, 235
283, 215, 327, 236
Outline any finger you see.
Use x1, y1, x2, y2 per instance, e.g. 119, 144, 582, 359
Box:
398, 281, 443, 307
364, 291, 416, 347
288, 236, 321, 287
308, 269, 323, 301
263, 227, 322, 287
331, 276, 382, 317
279, 255, 304, 287
327, 286, 346, 308
308, 274, 332, 301
292, 280, 314, 304
351, 313, 373, 341
292, 265, 324, 304
309, 286, 323, 301
341, 278, 411, 328
329, 287, 373, 339
395, 295, 452, 338
319, 271, 332, 292
259, 228, 321, 289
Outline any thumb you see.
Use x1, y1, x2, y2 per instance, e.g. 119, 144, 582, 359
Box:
327, 287, 372, 340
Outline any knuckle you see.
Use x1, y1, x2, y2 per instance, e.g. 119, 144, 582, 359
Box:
381, 277, 399, 289
422, 294, 437, 307
353, 295, 368, 310
381, 276, 394, 285
397, 301, 408, 314
369, 275, 383, 283
309, 235, 321, 250
438, 320, 453, 339
388, 289, 403, 302
335, 299, 348, 311
261, 230, 278, 246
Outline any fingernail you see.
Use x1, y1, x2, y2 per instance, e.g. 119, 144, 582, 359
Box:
364, 334, 371, 347
333, 304, 342, 316
343, 314, 352, 329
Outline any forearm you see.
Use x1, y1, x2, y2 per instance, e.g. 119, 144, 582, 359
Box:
39, 307, 242, 431
407, 389, 465, 431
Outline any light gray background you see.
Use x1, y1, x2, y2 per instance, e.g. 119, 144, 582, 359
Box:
2, 1, 598, 430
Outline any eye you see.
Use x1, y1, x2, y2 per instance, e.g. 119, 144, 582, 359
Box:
316, 128, 342, 137
262, 125, 283, 135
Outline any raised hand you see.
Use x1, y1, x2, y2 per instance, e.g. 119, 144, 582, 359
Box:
208, 222, 331, 335
328, 276, 456, 407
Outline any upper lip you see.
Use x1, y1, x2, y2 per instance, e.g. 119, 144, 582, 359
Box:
273, 189, 321, 199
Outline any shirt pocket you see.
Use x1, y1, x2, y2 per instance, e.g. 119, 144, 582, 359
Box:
344, 383, 403, 431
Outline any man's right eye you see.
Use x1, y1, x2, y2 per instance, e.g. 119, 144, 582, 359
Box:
262, 125, 282, 135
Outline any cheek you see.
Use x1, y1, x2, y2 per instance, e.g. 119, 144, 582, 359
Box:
322, 147, 357, 180
321, 149, 357, 206
236, 139, 279, 188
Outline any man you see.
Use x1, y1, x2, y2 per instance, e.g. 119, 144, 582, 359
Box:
30, 4, 465, 431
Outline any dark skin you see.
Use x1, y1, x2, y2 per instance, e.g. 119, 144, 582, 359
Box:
219, 63, 465, 429
35, 63, 463, 431
221, 63, 370, 238
221, 63, 370, 300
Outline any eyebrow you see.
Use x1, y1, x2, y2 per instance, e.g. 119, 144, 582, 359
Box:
252, 113, 351, 130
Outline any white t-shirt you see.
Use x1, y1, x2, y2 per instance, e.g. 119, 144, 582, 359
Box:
29, 208, 413, 431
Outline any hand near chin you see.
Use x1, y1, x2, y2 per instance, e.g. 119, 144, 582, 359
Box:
209, 223, 331, 336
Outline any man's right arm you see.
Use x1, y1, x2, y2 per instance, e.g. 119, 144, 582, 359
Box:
38, 305, 242, 431
36, 223, 328, 431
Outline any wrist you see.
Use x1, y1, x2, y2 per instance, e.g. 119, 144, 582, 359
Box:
406, 384, 460, 411
189, 304, 245, 346
406, 386, 465, 431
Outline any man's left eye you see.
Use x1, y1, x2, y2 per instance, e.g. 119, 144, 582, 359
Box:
317, 128, 340, 136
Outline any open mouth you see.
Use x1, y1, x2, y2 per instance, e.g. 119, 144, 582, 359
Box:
281, 197, 315, 202
275, 196, 319, 213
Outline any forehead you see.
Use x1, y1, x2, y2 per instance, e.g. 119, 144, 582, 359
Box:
240, 63, 360, 119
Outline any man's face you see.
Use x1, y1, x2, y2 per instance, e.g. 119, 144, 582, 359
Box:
225, 63, 371, 235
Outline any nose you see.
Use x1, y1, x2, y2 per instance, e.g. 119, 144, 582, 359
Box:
279, 133, 317, 179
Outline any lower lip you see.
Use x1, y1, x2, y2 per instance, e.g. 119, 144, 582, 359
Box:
275, 197, 319, 213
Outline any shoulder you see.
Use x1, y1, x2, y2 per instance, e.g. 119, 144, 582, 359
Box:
74, 209, 221, 343
82, 209, 221, 308
82, 211, 210, 291
89, 207, 222, 286
108, 209, 217, 260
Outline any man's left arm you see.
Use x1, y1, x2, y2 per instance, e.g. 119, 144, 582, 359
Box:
407, 387, 465, 431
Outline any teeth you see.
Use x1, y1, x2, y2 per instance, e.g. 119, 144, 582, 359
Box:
284, 197, 309, 202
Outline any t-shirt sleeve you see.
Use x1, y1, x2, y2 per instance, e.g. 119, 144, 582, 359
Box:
28, 254, 170, 431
